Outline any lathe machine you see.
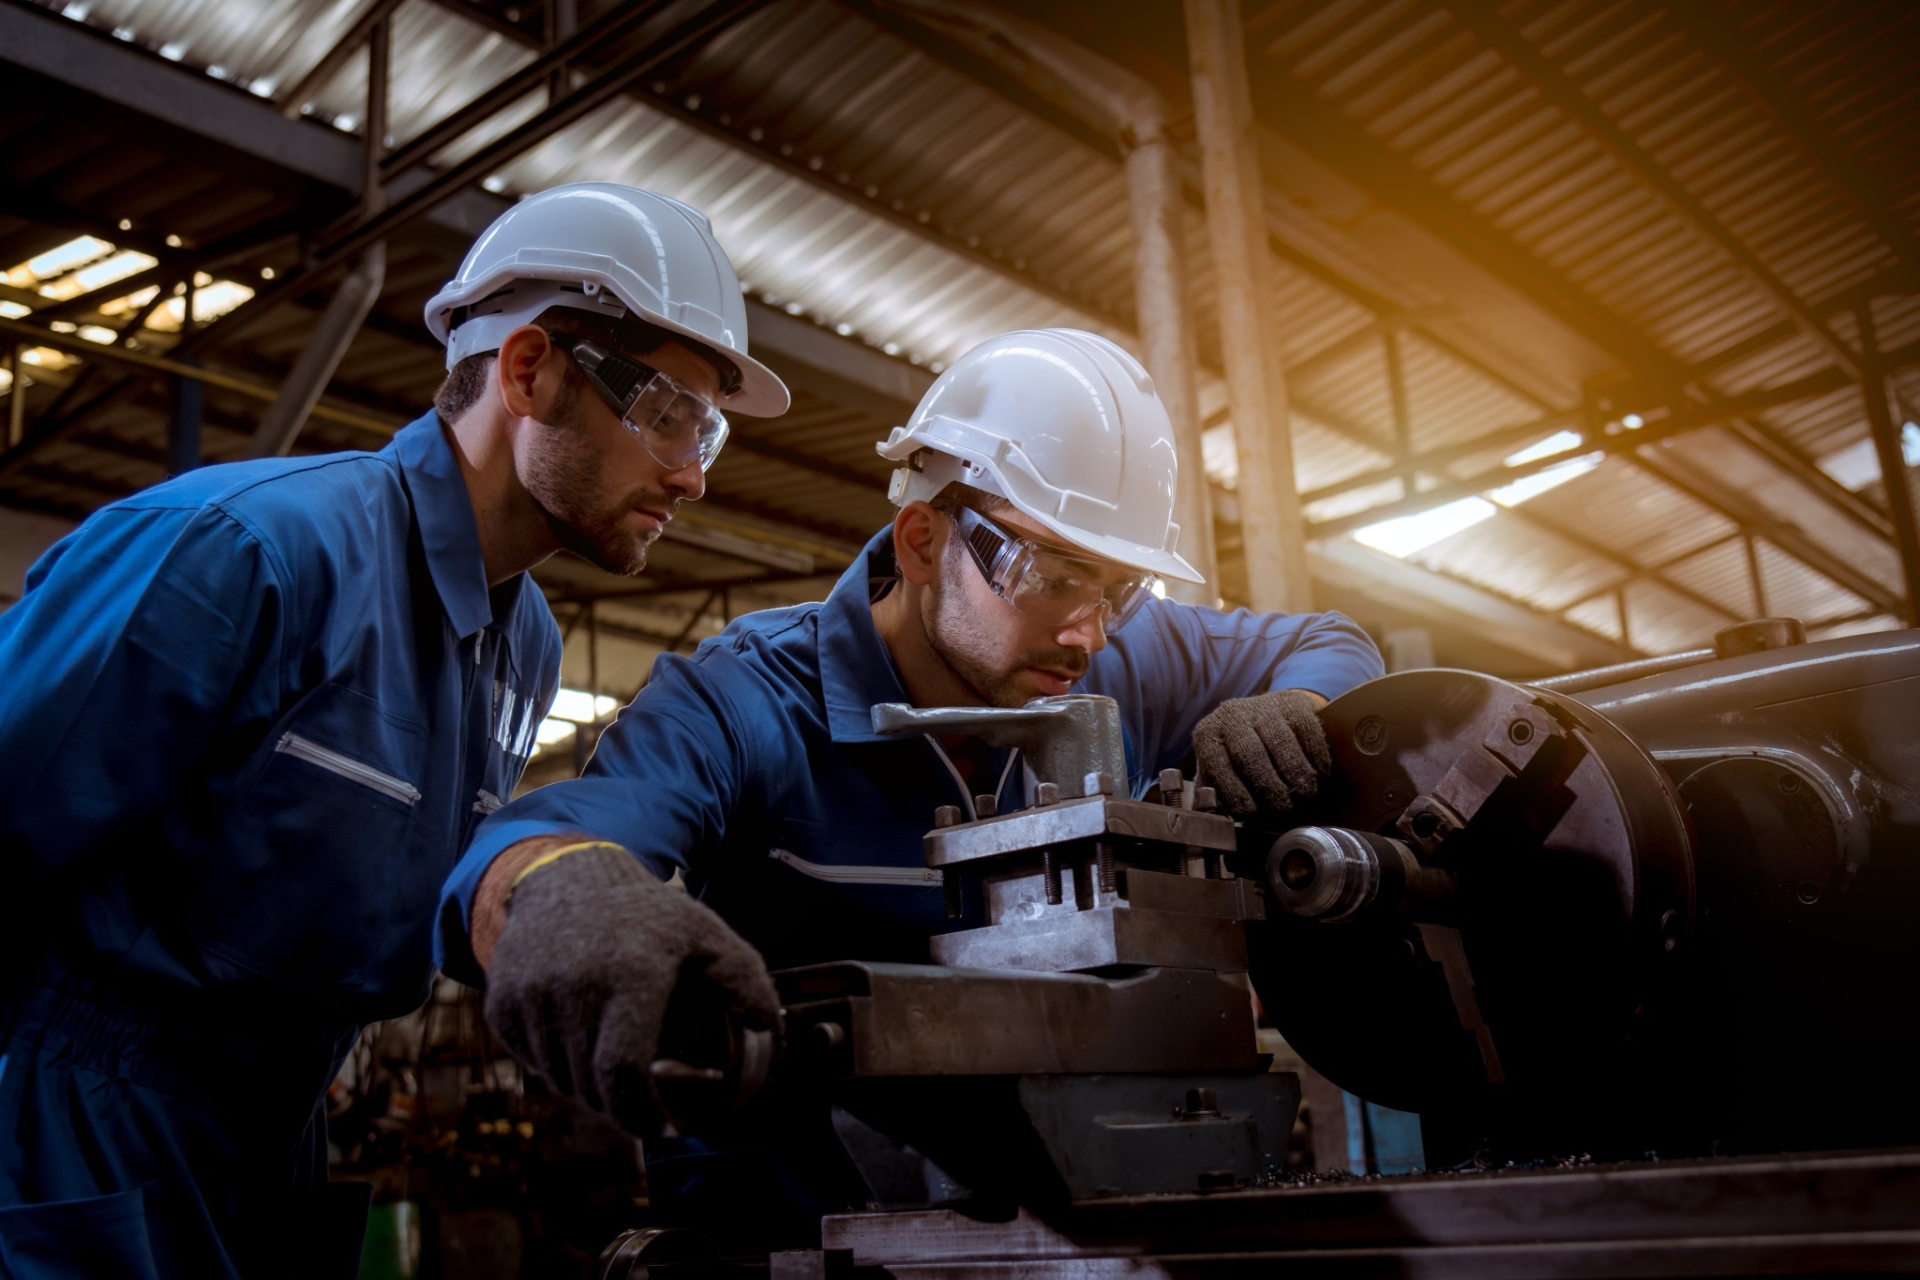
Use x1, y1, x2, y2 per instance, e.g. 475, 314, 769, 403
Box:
607, 620, 1920, 1276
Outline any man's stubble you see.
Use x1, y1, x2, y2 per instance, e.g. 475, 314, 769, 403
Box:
522, 375, 677, 577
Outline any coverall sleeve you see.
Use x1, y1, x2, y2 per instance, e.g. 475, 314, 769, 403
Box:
0, 504, 282, 874
1084, 598, 1384, 788
436, 649, 759, 987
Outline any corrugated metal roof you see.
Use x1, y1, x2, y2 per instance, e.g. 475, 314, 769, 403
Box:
3, 0, 1917, 675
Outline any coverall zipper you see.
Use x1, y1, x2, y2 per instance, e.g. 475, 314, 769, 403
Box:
275, 733, 423, 806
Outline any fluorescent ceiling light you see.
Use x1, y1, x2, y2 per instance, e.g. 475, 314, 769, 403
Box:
34, 249, 157, 301
1352, 497, 1496, 558
534, 718, 576, 747
1818, 426, 1920, 490
1350, 434, 1605, 558
6, 236, 114, 289
1489, 454, 1604, 506
1503, 430, 1584, 466
548, 688, 620, 723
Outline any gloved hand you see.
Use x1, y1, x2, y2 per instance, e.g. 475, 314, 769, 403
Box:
1191, 689, 1333, 815
482, 844, 781, 1135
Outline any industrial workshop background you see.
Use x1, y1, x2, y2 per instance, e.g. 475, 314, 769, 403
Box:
1, 0, 1918, 1272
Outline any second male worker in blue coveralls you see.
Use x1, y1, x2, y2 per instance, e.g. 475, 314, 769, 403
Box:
0, 183, 790, 1278
438, 328, 1386, 1235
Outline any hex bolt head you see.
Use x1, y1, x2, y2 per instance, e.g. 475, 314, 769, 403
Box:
1034, 781, 1061, 806
933, 805, 962, 828
1083, 771, 1113, 797
973, 794, 997, 819
1158, 767, 1185, 805
1194, 786, 1218, 812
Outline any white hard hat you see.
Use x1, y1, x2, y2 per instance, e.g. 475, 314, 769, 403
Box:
423, 182, 789, 417
877, 329, 1202, 583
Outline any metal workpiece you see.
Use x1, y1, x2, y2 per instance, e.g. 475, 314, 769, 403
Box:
930, 905, 1248, 972
983, 861, 1257, 927
921, 794, 1237, 869
870, 694, 1127, 796
773, 962, 1261, 1077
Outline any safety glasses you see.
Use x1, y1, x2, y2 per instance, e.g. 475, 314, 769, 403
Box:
547, 331, 730, 473
936, 499, 1158, 634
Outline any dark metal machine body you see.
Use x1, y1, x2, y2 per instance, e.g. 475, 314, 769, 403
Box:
1249, 623, 1920, 1162
602, 626, 1920, 1278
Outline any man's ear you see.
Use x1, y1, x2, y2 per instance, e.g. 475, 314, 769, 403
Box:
893, 501, 943, 587
495, 324, 556, 419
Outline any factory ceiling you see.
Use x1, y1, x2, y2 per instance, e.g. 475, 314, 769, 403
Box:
2, 0, 1918, 706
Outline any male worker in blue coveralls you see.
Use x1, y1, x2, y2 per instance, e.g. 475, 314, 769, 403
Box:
0, 182, 788, 1278
437, 327, 1385, 1240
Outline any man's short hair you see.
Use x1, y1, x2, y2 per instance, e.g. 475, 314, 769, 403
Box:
934, 480, 1015, 519
433, 305, 741, 423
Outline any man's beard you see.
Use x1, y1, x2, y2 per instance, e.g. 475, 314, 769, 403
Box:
522, 392, 677, 576
924, 548, 1089, 707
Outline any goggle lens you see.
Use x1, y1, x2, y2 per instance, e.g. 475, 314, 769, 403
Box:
549, 332, 730, 472
940, 501, 1157, 634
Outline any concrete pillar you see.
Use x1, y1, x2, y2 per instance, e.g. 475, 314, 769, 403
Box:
1125, 132, 1217, 603
1185, 0, 1314, 614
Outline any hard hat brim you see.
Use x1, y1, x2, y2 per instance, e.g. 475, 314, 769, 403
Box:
645, 309, 789, 418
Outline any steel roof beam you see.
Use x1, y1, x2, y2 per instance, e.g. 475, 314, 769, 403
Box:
1496, 503, 1742, 624
423, 0, 1133, 330
1447, 0, 1862, 381
1627, 449, 1899, 615
1236, 45, 1676, 381
1657, 5, 1920, 280
1307, 536, 1632, 671
1304, 367, 1850, 525
277, 0, 413, 121
376, 0, 676, 174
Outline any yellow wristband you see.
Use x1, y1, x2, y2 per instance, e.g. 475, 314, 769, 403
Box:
506, 839, 627, 901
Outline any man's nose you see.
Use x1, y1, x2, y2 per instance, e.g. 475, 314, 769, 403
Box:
1056, 606, 1109, 656
662, 456, 706, 501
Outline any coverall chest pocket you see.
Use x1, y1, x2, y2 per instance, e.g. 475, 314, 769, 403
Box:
193, 682, 428, 996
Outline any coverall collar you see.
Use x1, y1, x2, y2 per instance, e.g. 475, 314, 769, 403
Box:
819, 526, 916, 744
388, 412, 494, 640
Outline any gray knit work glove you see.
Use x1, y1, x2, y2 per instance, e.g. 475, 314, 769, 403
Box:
1191, 689, 1333, 816
482, 845, 781, 1136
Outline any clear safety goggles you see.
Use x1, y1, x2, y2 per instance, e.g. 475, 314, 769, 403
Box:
937, 499, 1158, 634
548, 331, 730, 473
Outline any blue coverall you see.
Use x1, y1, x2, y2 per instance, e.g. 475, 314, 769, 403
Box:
0, 414, 560, 1279
437, 527, 1383, 1235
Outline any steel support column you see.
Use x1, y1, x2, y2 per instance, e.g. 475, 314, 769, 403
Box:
252, 16, 390, 459
1185, 0, 1311, 613
5, 347, 23, 449
168, 363, 202, 475
1744, 532, 1768, 619
1856, 307, 1920, 624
